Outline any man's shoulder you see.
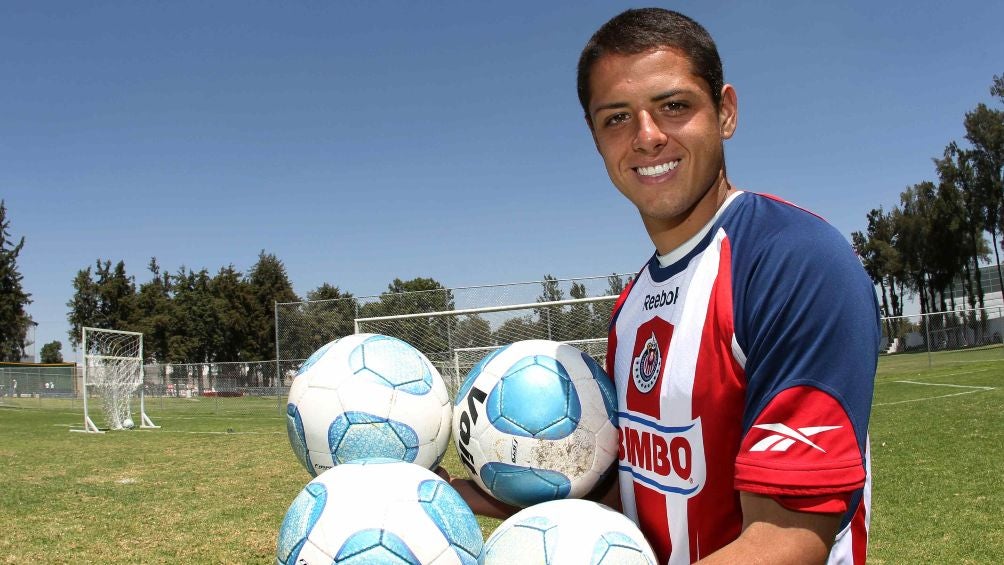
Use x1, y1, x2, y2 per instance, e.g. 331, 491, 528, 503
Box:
723, 191, 850, 257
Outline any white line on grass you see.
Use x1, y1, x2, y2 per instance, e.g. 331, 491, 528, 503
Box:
875, 381, 997, 407
893, 380, 995, 390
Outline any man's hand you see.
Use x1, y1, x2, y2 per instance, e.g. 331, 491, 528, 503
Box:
434, 467, 519, 519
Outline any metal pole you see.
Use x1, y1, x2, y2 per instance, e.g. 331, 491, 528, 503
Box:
274, 301, 282, 415
924, 312, 932, 369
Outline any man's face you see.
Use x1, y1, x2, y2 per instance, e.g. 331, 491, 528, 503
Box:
587, 48, 736, 235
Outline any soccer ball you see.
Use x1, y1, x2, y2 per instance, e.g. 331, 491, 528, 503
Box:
452, 339, 618, 507
480, 499, 656, 564
276, 458, 484, 564
286, 334, 452, 477
122, 418, 135, 430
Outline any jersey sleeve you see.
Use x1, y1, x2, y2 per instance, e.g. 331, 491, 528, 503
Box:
730, 201, 880, 497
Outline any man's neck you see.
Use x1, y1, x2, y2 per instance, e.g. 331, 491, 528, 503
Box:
645, 172, 735, 255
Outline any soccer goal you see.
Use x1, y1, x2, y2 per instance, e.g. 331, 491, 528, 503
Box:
73, 327, 159, 433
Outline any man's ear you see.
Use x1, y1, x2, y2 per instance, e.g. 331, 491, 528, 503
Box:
719, 84, 738, 139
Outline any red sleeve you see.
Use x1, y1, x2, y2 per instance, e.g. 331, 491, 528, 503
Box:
734, 386, 865, 497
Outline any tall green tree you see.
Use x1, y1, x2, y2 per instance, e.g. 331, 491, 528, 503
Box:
935, 144, 990, 310
168, 267, 218, 364
66, 259, 136, 349
245, 251, 298, 384
963, 75, 1004, 295
893, 182, 939, 315
0, 201, 32, 361
40, 341, 63, 363
852, 207, 905, 338
211, 265, 254, 363
132, 258, 173, 363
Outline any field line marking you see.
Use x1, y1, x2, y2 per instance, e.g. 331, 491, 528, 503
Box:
878, 368, 993, 383
875, 388, 996, 407
893, 380, 995, 390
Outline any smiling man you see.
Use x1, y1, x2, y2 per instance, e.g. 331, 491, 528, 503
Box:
580, 8, 880, 565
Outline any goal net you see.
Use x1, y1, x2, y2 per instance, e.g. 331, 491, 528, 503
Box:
74, 327, 158, 433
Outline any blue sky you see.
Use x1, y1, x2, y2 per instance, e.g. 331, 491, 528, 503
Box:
3, 1, 1002, 362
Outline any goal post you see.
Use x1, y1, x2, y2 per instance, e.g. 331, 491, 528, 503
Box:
73, 327, 159, 433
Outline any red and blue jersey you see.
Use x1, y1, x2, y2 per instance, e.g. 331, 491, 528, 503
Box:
607, 191, 879, 564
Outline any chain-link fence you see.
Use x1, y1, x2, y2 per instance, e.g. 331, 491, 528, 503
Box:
0, 363, 76, 409
1, 360, 286, 418
880, 306, 1004, 364
9, 281, 1001, 419
275, 274, 633, 397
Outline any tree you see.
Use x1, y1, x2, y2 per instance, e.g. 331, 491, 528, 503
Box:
852, 208, 905, 338
293, 283, 357, 359
535, 275, 566, 341
935, 144, 990, 311
40, 341, 63, 363
66, 259, 137, 349
0, 201, 32, 361
592, 273, 628, 339
168, 267, 218, 364
245, 251, 299, 385
963, 75, 1004, 295
132, 258, 174, 363
359, 277, 454, 357
566, 281, 593, 341
211, 265, 254, 363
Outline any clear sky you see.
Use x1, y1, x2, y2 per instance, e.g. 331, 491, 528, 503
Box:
3, 1, 1002, 362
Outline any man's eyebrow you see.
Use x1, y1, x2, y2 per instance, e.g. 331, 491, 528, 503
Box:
651, 89, 687, 102
591, 89, 689, 116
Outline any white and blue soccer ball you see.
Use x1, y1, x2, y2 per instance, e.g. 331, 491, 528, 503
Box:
452, 339, 618, 508
276, 458, 484, 564
480, 499, 656, 565
286, 334, 453, 477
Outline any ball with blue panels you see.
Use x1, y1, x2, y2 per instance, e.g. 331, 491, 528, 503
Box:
452, 339, 618, 508
286, 334, 452, 477
480, 499, 656, 565
276, 458, 484, 565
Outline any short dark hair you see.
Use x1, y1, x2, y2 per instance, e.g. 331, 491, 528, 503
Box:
577, 8, 724, 117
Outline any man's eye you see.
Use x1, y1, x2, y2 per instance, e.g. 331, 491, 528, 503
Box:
663, 102, 687, 114
604, 113, 629, 127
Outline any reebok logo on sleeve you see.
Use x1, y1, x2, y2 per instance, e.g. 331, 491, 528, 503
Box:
749, 424, 842, 453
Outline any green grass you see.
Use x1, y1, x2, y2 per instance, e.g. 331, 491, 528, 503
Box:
1, 348, 1001, 563
869, 347, 1004, 563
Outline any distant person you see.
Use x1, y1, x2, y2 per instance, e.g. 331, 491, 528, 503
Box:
446, 8, 879, 564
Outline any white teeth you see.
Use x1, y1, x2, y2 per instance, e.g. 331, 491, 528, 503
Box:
637, 160, 680, 176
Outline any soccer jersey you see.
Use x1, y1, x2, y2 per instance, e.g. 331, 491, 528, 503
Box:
607, 191, 879, 565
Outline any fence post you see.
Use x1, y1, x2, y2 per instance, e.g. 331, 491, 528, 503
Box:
924, 312, 933, 368
275, 301, 283, 416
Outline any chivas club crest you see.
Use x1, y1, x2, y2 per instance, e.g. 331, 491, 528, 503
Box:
632, 333, 662, 393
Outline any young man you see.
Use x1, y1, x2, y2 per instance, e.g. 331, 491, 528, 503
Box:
582, 8, 878, 564
446, 8, 878, 564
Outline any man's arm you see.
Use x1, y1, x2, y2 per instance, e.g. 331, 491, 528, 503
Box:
695, 492, 841, 564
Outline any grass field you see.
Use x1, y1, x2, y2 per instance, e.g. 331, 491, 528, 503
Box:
1, 348, 1001, 563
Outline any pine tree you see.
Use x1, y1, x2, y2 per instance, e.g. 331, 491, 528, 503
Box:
0, 201, 32, 361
